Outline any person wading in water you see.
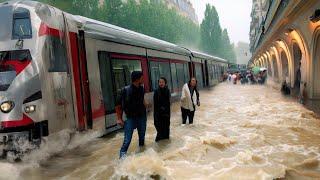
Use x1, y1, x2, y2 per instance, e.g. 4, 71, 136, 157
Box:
153, 77, 171, 142
180, 77, 200, 125
116, 71, 147, 159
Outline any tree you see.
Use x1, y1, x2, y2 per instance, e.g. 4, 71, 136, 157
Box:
72, 0, 99, 19
40, 0, 74, 12
99, 0, 123, 25
221, 29, 236, 63
200, 4, 222, 56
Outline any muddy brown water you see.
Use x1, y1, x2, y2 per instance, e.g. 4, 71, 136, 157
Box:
2, 83, 320, 180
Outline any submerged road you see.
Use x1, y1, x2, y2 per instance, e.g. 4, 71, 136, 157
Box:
3, 83, 320, 180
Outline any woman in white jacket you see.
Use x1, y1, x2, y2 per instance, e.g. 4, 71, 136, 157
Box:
180, 77, 200, 125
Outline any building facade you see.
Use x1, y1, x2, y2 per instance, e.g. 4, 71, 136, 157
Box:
164, 0, 198, 24
249, 0, 270, 52
235, 42, 251, 65
248, 0, 320, 102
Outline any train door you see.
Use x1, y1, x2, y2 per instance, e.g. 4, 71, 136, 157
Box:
204, 60, 209, 87
97, 52, 149, 130
194, 62, 204, 88
77, 30, 93, 129
97, 52, 115, 129
68, 29, 92, 131
189, 62, 194, 77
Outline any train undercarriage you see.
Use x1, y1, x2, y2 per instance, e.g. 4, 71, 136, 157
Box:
0, 121, 48, 160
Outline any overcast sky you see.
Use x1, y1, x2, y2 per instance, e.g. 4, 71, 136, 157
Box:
190, 0, 252, 44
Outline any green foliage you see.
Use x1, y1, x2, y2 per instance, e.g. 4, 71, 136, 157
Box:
200, 4, 236, 62
200, 5, 222, 56
221, 29, 236, 63
72, 0, 99, 19
38, 0, 199, 47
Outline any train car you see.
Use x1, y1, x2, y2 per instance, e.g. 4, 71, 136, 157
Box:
190, 51, 228, 87
79, 16, 192, 132
0, 0, 228, 153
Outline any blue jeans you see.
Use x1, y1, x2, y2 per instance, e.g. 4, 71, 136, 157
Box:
119, 116, 147, 158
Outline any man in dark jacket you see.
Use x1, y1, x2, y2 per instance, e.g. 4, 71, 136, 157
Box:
153, 77, 171, 142
116, 71, 147, 158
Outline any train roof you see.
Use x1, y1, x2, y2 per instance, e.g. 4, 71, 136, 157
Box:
190, 50, 228, 63
73, 16, 192, 57
2, 0, 228, 63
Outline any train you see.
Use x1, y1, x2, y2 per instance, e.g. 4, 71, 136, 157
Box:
0, 0, 228, 153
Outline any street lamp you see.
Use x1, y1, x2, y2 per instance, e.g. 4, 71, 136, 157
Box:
310, 9, 320, 23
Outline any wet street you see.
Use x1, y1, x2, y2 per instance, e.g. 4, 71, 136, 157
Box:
3, 83, 320, 180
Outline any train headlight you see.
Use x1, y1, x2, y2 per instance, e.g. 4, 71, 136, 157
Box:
0, 101, 14, 113
25, 105, 36, 113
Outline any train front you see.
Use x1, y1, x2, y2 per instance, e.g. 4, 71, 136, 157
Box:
0, 1, 47, 155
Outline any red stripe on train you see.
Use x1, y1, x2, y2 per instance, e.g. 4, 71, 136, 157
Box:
69, 32, 86, 130
92, 104, 105, 119
1, 60, 31, 75
38, 22, 63, 37
1, 114, 34, 128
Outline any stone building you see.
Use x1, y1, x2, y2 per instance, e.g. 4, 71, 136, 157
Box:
249, 0, 320, 102
164, 0, 198, 24
249, 0, 270, 52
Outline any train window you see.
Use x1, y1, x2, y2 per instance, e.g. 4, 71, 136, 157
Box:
112, 59, 141, 93
213, 65, 216, 80
12, 7, 32, 39
170, 63, 178, 92
98, 52, 115, 113
208, 63, 214, 83
150, 61, 172, 91
47, 37, 68, 72
183, 63, 189, 82
159, 62, 172, 90
0, 50, 32, 91
176, 63, 185, 90
195, 64, 203, 88
150, 61, 160, 91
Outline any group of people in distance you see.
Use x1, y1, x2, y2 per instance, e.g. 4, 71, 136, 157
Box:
227, 70, 267, 85
116, 71, 200, 159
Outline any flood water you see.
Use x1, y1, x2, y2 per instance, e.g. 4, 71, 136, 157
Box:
3, 83, 320, 180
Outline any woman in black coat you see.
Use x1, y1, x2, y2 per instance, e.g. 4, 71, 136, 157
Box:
154, 77, 171, 142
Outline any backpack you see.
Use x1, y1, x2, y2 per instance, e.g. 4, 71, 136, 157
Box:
121, 85, 132, 114
121, 85, 145, 117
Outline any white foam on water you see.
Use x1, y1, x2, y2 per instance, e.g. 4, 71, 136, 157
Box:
0, 162, 20, 180
22, 129, 103, 164
112, 149, 169, 180
0, 129, 104, 180
201, 134, 237, 149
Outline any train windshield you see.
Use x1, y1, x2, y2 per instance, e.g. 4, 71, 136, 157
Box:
0, 50, 32, 91
12, 7, 32, 39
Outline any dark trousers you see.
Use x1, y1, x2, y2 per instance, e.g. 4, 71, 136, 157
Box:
119, 116, 147, 158
181, 107, 195, 124
154, 115, 170, 142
